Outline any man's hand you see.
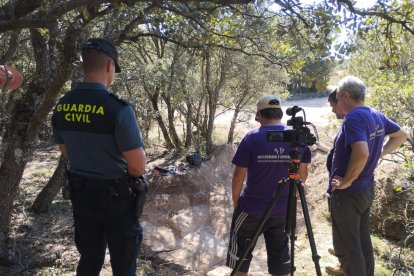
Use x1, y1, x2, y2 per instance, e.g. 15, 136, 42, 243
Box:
58, 144, 68, 158
382, 129, 408, 157
331, 175, 352, 190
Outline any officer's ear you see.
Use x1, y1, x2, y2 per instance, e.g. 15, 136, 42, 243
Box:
106, 59, 113, 73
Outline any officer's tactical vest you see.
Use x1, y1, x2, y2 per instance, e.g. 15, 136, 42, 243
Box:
52, 88, 127, 133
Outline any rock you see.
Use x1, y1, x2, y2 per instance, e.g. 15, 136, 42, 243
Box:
142, 145, 236, 272
158, 228, 228, 271
206, 265, 232, 276
170, 206, 209, 237
141, 222, 177, 251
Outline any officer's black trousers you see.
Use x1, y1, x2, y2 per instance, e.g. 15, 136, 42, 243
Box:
70, 182, 142, 276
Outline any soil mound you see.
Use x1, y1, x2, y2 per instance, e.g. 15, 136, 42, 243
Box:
371, 162, 414, 246
142, 144, 236, 274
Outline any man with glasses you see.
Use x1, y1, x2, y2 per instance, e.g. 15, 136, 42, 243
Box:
325, 88, 346, 275
329, 76, 407, 276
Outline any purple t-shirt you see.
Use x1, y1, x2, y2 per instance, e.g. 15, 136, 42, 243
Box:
233, 124, 311, 217
331, 106, 400, 193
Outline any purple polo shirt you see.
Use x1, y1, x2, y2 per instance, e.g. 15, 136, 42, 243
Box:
233, 124, 311, 217
331, 106, 400, 193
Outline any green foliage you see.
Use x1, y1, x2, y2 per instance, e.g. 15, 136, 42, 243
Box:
105, 0, 356, 150
400, 145, 414, 180
348, 22, 414, 154
269, 2, 339, 93
0, 0, 339, 151
224, 55, 289, 111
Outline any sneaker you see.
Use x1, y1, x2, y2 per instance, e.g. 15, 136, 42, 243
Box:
325, 265, 345, 276
328, 248, 337, 256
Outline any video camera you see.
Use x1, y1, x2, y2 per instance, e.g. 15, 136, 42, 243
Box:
266, 105, 317, 147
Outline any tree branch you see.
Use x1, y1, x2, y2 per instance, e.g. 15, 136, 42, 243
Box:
336, 0, 414, 35
274, 0, 311, 28
0, 0, 253, 33
123, 32, 284, 66
0, 30, 21, 64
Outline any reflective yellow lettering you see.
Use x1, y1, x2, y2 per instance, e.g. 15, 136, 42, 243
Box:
78, 104, 84, 112
86, 114, 90, 123
63, 104, 70, 111
76, 114, 82, 121
92, 105, 96, 113
57, 104, 62, 112
96, 106, 104, 115
85, 105, 91, 112
65, 113, 71, 121
70, 104, 77, 112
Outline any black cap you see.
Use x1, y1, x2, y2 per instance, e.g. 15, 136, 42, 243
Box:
82, 38, 121, 73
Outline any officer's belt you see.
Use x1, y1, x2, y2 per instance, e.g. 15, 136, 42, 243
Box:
69, 177, 127, 190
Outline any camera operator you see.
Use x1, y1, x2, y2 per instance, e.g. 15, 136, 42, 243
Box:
226, 95, 311, 276
329, 76, 407, 276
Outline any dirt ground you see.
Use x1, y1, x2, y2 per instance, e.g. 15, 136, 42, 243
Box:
0, 122, 413, 275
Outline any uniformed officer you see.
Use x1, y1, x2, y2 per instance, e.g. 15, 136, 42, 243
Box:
51, 38, 146, 276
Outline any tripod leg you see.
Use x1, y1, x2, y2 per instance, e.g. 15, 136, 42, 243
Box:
285, 180, 297, 275
296, 182, 322, 276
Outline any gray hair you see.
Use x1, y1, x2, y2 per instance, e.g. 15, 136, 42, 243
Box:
337, 76, 366, 101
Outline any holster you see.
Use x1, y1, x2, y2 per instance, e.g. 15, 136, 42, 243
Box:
128, 175, 148, 219
62, 165, 72, 200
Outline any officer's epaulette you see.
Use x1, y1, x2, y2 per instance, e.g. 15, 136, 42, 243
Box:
109, 93, 131, 106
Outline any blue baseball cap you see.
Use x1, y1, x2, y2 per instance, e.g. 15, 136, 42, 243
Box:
82, 38, 121, 73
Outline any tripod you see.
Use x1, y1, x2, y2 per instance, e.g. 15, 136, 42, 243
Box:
230, 147, 321, 276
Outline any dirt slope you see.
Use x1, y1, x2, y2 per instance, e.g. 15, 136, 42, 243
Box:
1, 133, 412, 275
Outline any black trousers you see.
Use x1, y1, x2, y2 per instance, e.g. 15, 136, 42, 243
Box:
226, 207, 290, 275
331, 186, 375, 276
70, 180, 142, 276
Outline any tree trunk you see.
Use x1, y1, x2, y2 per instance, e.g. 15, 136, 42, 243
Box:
184, 97, 192, 147
227, 87, 253, 144
163, 94, 182, 150
0, 142, 29, 265
204, 49, 229, 154
149, 91, 175, 149
161, 45, 182, 150
0, 31, 21, 143
205, 97, 216, 155
0, 77, 50, 263
0, 25, 80, 263
227, 108, 240, 144
31, 156, 67, 214
203, 51, 212, 154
